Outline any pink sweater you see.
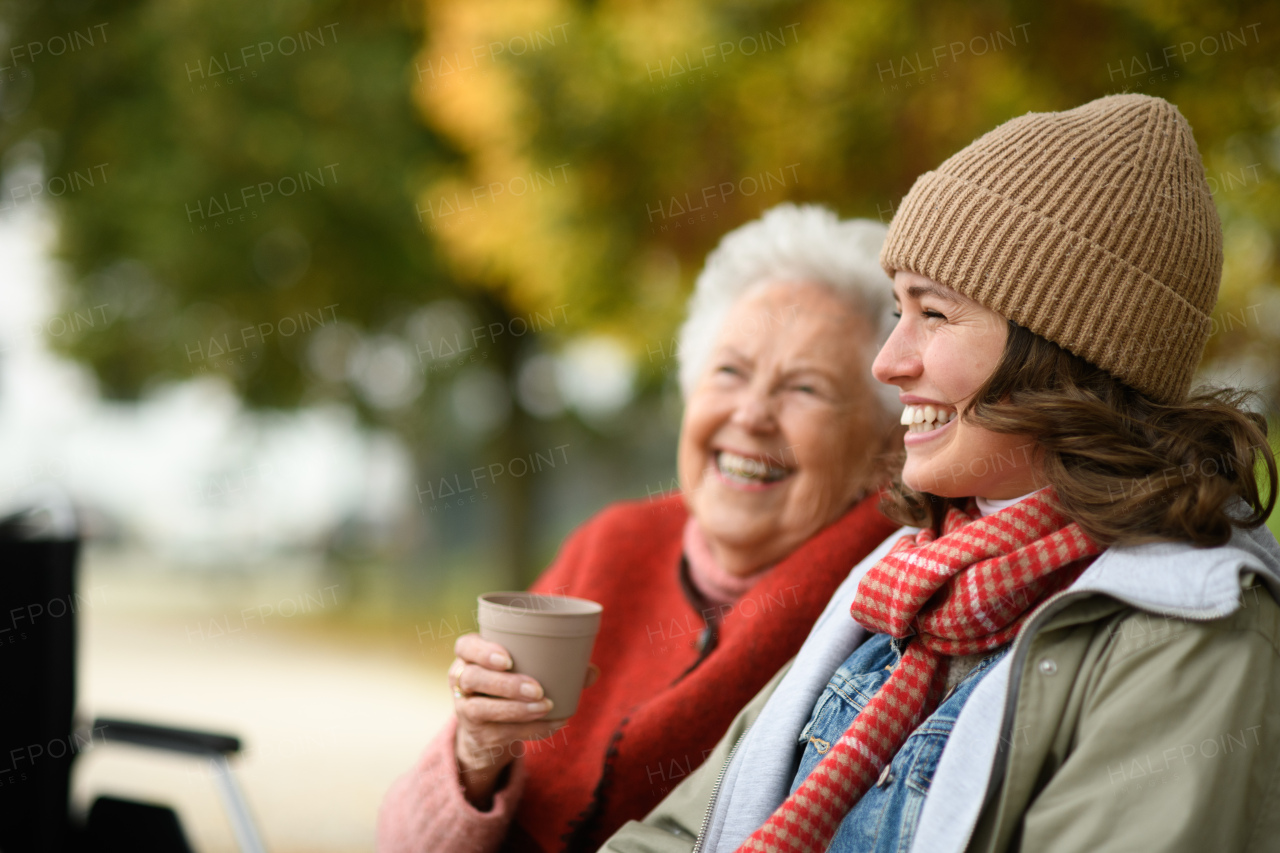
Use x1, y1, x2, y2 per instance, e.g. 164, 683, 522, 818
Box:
377, 520, 741, 853
681, 516, 764, 606
376, 716, 528, 853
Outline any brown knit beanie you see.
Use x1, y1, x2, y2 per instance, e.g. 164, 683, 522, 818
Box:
880, 94, 1223, 404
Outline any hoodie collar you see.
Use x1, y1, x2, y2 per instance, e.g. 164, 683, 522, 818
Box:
1070, 522, 1280, 620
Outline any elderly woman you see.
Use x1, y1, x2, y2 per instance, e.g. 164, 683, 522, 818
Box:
377, 204, 902, 852
605, 95, 1280, 853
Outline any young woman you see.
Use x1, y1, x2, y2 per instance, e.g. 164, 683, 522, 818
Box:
603, 94, 1280, 853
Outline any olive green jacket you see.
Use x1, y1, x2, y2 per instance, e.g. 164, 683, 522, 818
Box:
602, 525, 1280, 853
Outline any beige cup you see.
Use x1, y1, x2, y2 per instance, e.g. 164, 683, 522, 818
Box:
477, 592, 602, 720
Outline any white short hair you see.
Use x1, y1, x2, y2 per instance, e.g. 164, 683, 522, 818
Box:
676, 203, 897, 414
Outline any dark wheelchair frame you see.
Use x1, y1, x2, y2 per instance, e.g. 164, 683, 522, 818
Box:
0, 490, 266, 852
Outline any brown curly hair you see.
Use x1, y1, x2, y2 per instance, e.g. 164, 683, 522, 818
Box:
881, 321, 1277, 547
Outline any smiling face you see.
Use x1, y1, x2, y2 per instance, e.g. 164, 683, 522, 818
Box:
677, 281, 887, 577
871, 270, 1042, 500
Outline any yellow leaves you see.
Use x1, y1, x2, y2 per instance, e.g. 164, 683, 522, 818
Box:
417, 161, 583, 313
413, 0, 1280, 377
598, 0, 716, 80
418, 0, 568, 150
416, 0, 589, 316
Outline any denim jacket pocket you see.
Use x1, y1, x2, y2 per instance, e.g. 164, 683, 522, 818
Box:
798, 688, 835, 744
794, 651, 894, 793
904, 728, 950, 795
799, 650, 890, 743
794, 685, 849, 790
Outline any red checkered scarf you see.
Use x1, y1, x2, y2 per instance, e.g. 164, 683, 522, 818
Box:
736, 490, 1100, 853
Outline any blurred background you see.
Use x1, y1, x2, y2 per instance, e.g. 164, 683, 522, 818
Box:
0, 0, 1278, 849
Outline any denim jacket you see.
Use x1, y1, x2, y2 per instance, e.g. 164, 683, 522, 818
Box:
791, 634, 1007, 853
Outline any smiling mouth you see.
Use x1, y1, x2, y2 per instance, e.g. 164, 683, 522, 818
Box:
715, 450, 792, 485
900, 404, 957, 434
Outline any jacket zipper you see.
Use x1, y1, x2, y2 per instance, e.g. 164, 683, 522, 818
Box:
691, 728, 748, 853
951, 586, 1238, 853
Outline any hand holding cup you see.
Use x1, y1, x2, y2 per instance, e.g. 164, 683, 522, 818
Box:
450, 591, 602, 806
450, 633, 564, 804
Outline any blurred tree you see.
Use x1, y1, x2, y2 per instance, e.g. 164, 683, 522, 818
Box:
3, 0, 1278, 587
418, 0, 1280, 396
0, 0, 455, 407
0, 0, 543, 585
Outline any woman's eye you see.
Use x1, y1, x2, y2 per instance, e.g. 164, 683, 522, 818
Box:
891, 310, 902, 319
922, 309, 947, 320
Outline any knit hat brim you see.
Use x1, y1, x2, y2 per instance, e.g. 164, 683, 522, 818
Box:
881, 168, 1212, 403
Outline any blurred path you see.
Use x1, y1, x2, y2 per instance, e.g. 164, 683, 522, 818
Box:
73, 551, 453, 853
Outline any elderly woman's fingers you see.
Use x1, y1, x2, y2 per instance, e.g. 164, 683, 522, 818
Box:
447, 657, 465, 684
454, 632, 513, 671
456, 661, 544, 700
455, 694, 555, 726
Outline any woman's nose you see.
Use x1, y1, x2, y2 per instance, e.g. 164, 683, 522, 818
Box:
872, 323, 921, 386
730, 387, 777, 432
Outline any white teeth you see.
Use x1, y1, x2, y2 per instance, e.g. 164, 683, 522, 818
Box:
899, 404, 957, 433
717, 451, 790, 484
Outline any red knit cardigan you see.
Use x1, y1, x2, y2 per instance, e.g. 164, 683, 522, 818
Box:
505, 492, 898, 852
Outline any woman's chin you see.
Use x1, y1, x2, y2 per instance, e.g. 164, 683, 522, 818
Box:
902, 465, 957, 497
695, 501, 776, 540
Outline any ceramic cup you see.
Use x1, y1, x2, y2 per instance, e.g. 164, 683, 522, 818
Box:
476, 592, 602, 720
